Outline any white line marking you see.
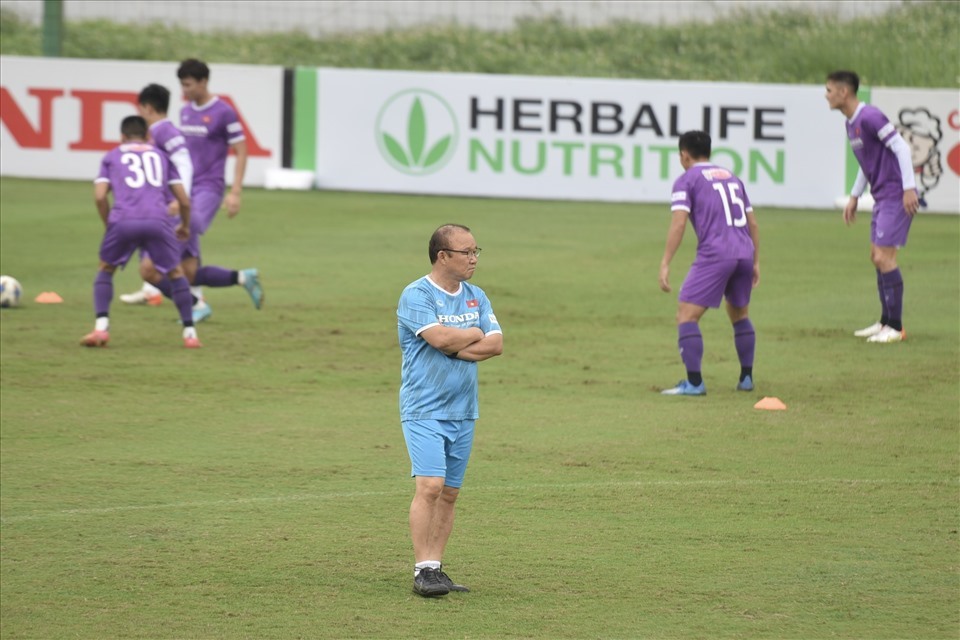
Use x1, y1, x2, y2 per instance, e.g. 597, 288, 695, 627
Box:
1, 477, 955, 524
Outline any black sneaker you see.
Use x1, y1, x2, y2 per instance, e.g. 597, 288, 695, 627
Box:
437, 567, 470, 592
413, 568, 449, 597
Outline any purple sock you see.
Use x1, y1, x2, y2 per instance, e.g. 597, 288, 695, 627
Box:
876, 269, 889, 325
153, 278, 173, 298
93, 271, 113, 317
678, 322, 703, 379
880, 268, 904, 331
733, 318, 755, 368
194, 266, 237, 288
169, 276, 194, 326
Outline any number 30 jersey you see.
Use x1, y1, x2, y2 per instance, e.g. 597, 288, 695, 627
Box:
95, 142, 183, 225
671, 161, 754, 262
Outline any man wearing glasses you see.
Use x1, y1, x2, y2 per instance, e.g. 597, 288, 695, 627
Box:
396, 224, 504, 597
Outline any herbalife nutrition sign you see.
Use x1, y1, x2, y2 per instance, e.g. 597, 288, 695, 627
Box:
316, 68, 846, 208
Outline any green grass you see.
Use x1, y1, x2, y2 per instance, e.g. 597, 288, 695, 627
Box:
2, 2, 958, 87
1, 177, 958, 639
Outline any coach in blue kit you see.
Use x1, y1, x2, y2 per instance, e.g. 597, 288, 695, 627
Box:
397, 224, 503, 597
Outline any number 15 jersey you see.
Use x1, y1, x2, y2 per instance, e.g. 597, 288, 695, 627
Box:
671, 162, 755, 263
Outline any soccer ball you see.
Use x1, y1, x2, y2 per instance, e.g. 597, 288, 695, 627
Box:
0, 275, 23, 308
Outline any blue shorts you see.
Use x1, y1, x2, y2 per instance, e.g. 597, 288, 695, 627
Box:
401, 419, 476, 488
679, 258, 753, 309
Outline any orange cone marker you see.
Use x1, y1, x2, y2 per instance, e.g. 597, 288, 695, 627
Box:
754, 396, 787, 411
34, 292, 63, 303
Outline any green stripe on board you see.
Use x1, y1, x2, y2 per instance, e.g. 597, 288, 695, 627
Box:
845, 86, 872, 193
293, 67, 318, 172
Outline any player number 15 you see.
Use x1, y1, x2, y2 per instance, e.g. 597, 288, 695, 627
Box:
712, 182, 747, 228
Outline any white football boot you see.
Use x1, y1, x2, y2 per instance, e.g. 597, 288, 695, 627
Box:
120, 282, 163, 306
866, 326, 905, 343
853, 322, 884, 338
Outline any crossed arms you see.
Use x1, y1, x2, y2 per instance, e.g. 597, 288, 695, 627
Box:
419, 325, 504, 362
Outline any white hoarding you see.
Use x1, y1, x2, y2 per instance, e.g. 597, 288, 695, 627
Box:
316, 68, 846, 208
0, 56, 282, 186
870, 87, 959, 214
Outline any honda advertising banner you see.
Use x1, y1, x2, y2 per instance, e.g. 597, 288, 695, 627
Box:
0, 56, 282, 186
315, 67, 847, 209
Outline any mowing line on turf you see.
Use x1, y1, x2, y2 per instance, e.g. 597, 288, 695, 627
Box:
1, 476, 955, 523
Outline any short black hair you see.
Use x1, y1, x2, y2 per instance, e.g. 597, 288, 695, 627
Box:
428, 224, 472, 264
121, 115, 148, 139
177, 58, 210, 81
827, 70, 860, 93
138, 83, 170, 114
678, 130, 711, 160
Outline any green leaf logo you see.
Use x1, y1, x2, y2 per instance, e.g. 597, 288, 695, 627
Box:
383, 133, 410, 167
375, 89, 458, 176
408, 98, 426, 164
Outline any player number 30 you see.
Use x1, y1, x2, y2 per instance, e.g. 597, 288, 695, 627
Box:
121, 151, 165, 189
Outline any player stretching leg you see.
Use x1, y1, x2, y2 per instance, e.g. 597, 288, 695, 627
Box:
121, 59, 262, 319
659, 131, 760, 395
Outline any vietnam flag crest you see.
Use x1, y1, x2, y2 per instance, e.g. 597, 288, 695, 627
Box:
466, 299, 479, 308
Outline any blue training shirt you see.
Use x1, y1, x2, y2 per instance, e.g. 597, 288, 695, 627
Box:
398, 276, 502, 421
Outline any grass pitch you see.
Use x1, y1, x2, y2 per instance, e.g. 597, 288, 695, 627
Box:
1, 177, 957, 639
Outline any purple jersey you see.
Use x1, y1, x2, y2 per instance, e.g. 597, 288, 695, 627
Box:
148, 119, 188, 159
95, 142, 182, 224
671, 162, 755, 262
179, 96, 244, 192
149, 118, 193, 199
846, 104, 904, 203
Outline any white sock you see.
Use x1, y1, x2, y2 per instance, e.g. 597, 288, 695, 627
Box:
237, 271, 246, 285
191, 286, 204, 302
142, 282, 161, 296
182, 326, 198, 340
414, 560, 441, 576
95, 317, 109, 332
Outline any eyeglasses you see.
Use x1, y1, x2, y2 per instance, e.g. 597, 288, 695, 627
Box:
442, 247, 482, 258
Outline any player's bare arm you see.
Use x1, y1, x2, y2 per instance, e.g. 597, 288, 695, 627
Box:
224, 139, 248, 218
659, 210, 688, 292
844, 167, 868, 225
747, 211, 760, 287
455, 333, 503, 362
903, 188, 919, 216
94, 182, 111, 226
420, 325, 484, 355
170, 183, 191, 242
843, 196, 858, 225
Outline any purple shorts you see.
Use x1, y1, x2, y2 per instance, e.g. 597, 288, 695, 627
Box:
870, 198, 913, 247
101, 219, 182, 274
181, 188, 224, 260
679, 258, 754, 309
138, 188, 220, 264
